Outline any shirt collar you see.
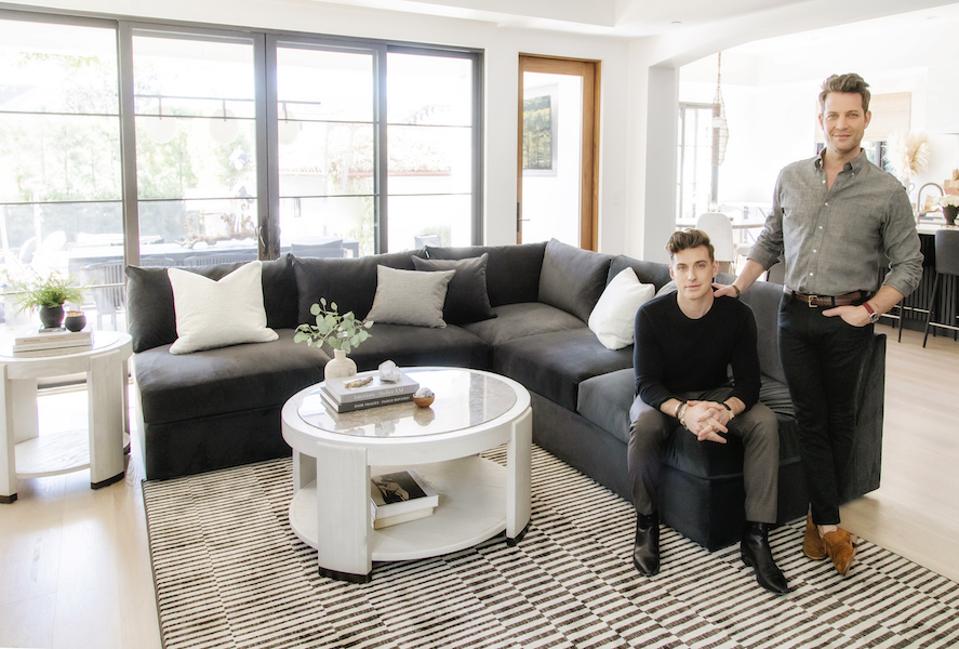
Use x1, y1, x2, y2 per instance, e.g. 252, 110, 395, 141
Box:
814, 147, 867, 173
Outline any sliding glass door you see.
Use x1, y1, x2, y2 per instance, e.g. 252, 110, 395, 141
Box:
273, 43, 376, 257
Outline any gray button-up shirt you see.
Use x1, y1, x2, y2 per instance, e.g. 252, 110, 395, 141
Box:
749, 150, 922, 297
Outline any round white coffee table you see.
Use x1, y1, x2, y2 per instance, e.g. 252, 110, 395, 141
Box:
281, 366, 532, 583
0, 330, 132, 503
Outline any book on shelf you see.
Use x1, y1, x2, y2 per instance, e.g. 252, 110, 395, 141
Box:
369, 470, 439, 527
12, 344, 93, 358
318, 389, 412, 413
12, 328, 92, 353
323, 369, 419, 404
372, 507, 435, 530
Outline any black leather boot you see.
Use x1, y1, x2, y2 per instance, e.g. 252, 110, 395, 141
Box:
632, 512, 660, 576
740, 522, 789, 594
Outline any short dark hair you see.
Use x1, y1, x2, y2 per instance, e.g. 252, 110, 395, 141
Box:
666, 228, 714, 261
818, 73, 871, 113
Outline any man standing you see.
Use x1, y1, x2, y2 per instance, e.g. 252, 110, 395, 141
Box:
715, 73, 922, 576
629, 229, 788, 595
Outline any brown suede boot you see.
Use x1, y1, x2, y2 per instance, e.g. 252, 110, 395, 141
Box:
803, 512, 827, 560
821, 528, 856, 576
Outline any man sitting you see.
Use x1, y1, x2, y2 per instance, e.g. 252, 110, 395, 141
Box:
628, 229, 788, 595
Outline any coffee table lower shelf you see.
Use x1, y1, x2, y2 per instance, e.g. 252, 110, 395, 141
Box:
289, 455, 509, 562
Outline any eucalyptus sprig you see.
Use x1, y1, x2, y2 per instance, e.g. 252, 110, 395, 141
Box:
293, 297, 373, 354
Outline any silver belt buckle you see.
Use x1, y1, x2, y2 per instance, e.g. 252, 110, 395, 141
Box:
807, 294, 817, 308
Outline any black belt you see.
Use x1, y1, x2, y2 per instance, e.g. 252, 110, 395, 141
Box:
785, 289, 870, 308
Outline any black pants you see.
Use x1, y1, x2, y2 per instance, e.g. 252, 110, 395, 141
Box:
778, 295, 874, 525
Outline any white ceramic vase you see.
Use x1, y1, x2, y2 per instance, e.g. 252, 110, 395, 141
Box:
325, 348, 357, 379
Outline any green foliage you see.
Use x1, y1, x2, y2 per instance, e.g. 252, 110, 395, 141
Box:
8, 271, 84, 311
293, 297, 373, 354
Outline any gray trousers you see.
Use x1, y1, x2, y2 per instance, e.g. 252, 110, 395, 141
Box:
627, 387, 779, 523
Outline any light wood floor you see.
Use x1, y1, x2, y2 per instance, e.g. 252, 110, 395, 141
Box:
0, 324, 956, 648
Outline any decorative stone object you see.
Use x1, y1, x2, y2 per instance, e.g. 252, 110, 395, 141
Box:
378, 360, 402, 383
413, 386, 435, 408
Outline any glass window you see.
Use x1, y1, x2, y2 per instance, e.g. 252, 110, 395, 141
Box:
132, 33, 257, 265
386, 52, 473, 252
0, 18, 123, 332
276, 47, 375, 257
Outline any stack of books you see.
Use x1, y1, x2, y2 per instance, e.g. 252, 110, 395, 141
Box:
321, 369, 419, 413
11, 329, 93, 357
369, 470, 439, 529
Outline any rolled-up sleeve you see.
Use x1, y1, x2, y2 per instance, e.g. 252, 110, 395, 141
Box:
749, 170, 785, 269
881, 187, 923, 297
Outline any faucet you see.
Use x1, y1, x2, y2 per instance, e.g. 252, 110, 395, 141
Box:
916, 182, 944, 219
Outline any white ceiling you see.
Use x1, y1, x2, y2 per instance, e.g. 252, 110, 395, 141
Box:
307, 0, 813, 37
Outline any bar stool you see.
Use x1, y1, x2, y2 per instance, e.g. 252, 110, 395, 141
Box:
922, 229, 959, 347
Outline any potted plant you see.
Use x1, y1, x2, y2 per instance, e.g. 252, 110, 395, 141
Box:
941, 194, 959, 226
9, 271, 84, 330
293, 297, 374, 378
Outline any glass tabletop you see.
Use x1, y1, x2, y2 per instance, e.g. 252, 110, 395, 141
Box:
297, 367, 519, 438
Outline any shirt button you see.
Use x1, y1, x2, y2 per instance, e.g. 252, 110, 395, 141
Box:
818, 226, 823, 229
825, 202, 829, 206
809, 272, 814, 276
813, 249, 817, 253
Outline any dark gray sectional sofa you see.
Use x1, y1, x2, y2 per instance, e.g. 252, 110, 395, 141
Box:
127, 239, 886, 549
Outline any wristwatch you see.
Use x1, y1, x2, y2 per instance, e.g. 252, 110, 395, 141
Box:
862, 302, 880, 324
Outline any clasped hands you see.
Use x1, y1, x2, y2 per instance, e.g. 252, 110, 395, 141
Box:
683, 400, 732, 444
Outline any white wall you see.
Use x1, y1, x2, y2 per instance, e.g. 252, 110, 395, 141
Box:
678, 9, 959, 215
8, 0, 632, 252
627, 0, 957, 261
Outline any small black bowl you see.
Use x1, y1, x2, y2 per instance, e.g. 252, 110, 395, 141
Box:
64, 312, 87, 332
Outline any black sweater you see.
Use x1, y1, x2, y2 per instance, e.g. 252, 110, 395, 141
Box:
633, 292, 760, 410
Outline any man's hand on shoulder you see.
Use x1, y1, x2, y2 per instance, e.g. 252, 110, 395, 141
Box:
683, 401, 728, 444
712, 282, 740, 299
822, 304, 871, 327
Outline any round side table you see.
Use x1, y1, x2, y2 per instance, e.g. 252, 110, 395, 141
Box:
0, 330, 132, 503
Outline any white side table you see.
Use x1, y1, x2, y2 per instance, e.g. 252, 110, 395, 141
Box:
282, 367, 532, 583
0, 330, 133, 503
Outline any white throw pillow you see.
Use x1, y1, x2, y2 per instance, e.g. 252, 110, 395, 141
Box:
167, 261, 278, 354
588, 267, 655, 350
366, 265, 455, 328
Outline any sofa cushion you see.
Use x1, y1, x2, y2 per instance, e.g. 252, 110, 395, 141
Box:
346, 323, 489, 372
168, 261, 278, 354
366, 266, 454, 328
538, 239, 613, 322
577, 368, 635, 444
293, 250, 422, 324
608, 255, 672, 292
412, 253, 496, 324
493, 328, 632, 411
462, 302, 584, 346
126, 254, 297, 353
425, 242, 546, 307
588, 268, 655, 350
133, 328, 328, 425
740, 280, 787, 384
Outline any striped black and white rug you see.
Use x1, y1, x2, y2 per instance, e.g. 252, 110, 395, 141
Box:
143, 447, 959, 648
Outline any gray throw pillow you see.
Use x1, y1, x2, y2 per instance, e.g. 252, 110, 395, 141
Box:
411, 253, 496, 324
366, 265, 455, 328
538, 239, 613, 322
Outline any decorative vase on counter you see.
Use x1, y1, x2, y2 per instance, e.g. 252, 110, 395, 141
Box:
944, 205, 958, 226
324, 349, 357, 379
64, 310, 87, 332
39, 304, 65, 330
